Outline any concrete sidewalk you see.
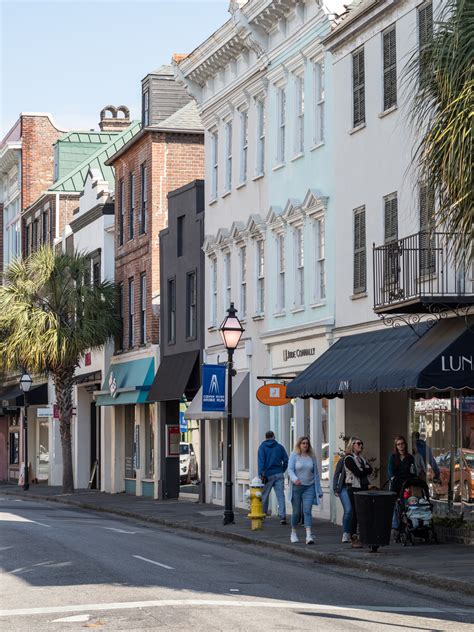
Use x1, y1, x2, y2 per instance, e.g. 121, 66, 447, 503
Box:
1, 483, 472, 597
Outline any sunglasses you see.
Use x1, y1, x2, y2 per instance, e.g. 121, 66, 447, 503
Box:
354, 441, 363, 446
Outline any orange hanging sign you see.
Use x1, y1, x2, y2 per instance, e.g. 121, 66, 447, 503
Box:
256, 383, 291, 406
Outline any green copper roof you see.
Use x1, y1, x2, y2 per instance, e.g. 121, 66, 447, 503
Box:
50, 121, 141, 193
54, 130, 119, 180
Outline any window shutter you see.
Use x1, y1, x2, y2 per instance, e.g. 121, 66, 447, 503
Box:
352, 49, 365, 126
419, 183, 436, 274
353, 208, 366, 293
384, 194, 398, 243
383, 28, 397, 110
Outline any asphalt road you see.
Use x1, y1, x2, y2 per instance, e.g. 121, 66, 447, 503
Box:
0, 495, 472, 631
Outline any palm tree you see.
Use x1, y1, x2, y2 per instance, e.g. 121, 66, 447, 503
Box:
405, 0, 473, 257
0, 247, 120, 493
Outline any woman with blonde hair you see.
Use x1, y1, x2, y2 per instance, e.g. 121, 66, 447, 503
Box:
344, 436, 373, 548
287, 436, 323, 545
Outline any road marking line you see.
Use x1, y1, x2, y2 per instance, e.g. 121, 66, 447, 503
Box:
103, 527, 138, 534
132, 555, 174, 570
0, 512, 50, 527
52, 614, 91, 623
0, 600, 472, 618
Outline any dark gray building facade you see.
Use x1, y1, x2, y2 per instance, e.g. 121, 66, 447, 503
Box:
147, 180, 205, 499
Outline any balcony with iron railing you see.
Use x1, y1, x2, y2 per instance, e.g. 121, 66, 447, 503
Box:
373, 232, 474, 314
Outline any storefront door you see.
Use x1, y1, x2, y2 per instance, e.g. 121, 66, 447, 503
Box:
36, 419, 49, 481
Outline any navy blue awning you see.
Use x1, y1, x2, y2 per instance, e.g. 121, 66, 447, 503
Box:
286, 319, 474, 399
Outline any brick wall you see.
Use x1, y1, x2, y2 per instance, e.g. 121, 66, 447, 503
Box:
20, 115, 63, 211
112, 130, 204, 351
22, 193, 80, 256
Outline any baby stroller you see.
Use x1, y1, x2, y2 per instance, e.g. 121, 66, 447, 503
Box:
396, 477, 437, 546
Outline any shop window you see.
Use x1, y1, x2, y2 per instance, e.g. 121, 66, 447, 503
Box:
124, 407, 136, 479
9, 432, 19, 464
145, 406, 154, 478
211, 420, 223, 470
237, 418, 249, 471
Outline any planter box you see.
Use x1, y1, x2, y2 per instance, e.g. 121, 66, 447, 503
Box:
434, 525, 474, 545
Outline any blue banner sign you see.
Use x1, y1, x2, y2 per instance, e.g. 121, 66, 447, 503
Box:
202, 364, 226, 412
179, 411, 188, 433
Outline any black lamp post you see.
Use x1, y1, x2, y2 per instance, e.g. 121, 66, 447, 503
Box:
19, 371, 32, 491
219, 302, 244, 526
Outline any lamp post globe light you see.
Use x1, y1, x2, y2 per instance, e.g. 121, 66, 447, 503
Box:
19, 371, 33, 491
219, 302, 244, 525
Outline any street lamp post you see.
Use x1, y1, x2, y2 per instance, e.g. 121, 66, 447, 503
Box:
19, 371, 33, 491
219, 302, 244, 526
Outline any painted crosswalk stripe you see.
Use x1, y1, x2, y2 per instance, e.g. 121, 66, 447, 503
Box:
0, 600, 472, 618
132, 555, 174, 570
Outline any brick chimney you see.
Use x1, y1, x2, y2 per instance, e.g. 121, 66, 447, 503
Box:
99, 105, 130, 132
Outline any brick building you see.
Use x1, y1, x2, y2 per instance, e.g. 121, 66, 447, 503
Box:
96, 68, 204, 499
22, 107, 135, 257
0, 112, 64, 483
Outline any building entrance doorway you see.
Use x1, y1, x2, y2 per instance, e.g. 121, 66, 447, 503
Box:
36, 419, 49, 481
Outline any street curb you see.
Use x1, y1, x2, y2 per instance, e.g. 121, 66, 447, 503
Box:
4, 489, 474, 598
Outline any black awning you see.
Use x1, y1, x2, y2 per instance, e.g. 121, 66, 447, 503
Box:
0, 382, 49, 407
286, 319, 474, 399
146, 351, 200, 402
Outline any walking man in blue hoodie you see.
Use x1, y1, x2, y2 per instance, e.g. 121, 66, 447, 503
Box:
258, 431, 289, 524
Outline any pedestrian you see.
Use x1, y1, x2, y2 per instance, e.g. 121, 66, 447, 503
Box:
411, 433, 426, 481
258, 430, 289, 524
414, 431, 440, 480
333, 452, 352, 543
287, 436, 323, 545
388, 435, 416, 536
344, 437, 373, 548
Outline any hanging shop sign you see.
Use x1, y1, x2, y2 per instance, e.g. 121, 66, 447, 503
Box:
166, 424, 180, 457
256, 383, 291, 407
202, 364, 226, 412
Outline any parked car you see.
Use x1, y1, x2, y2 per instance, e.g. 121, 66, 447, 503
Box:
180, 442, 198, 484
428, 449, 474, 502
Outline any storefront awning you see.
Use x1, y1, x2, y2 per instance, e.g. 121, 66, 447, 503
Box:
0, 382, 48, 407
95, 357, 155, 406
184, 371, 249, 420
286, 318, 474, 399
146, 351, 199, 402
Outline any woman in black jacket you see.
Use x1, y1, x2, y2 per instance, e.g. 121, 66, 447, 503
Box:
388, 435, 416, 534
343, 437, 373, 548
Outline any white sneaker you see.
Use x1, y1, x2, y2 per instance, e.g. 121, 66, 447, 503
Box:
306, 534, 315, 545
342, 532, 351, 543
290, 531, 299, 544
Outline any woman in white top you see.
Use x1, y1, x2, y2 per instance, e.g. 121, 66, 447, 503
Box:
287, 436, 323, 545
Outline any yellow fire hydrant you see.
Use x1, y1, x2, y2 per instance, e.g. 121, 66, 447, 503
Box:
247, 476, 266, 530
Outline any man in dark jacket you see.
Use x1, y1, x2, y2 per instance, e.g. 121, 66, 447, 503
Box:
258, 431, 289, 524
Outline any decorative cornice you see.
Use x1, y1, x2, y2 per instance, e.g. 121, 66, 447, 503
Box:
246, 213, 266, 238
203, 235, 217, 256
301, 188, 328, 216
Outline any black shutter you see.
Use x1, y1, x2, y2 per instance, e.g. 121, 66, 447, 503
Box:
353, 207, 367, 293
352, 49, 365, 127
383, 28, 397, 110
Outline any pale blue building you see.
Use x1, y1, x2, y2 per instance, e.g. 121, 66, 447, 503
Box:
260, 16, 335, 519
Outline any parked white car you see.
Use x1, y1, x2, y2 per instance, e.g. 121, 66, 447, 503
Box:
180, 442, 199, 484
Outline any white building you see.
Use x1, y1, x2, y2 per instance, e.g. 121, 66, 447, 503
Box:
177, 0, 345, 511
287, 0, 474, 520
67, 169, 116, 490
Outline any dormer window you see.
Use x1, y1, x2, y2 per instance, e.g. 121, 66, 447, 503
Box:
143, 89, 149, 126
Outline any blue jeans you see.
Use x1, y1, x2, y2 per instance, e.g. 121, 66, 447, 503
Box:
339, 487, 352, 533
291, 483, 315, 528
392, 506, 399, 529
262, 473, 286, 519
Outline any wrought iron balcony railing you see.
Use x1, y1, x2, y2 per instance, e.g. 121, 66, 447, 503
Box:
373, 232, 474, 314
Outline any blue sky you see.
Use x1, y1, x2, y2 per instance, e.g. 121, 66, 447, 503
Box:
0, 0, 230, 136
